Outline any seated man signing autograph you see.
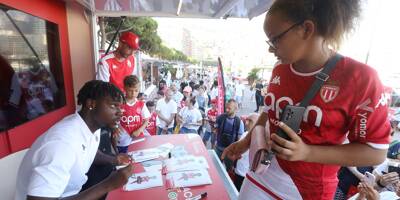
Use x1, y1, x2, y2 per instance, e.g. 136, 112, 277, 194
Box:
15, 80, 133, 200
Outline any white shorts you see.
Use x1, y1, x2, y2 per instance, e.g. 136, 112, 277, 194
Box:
238, 157, 303, 200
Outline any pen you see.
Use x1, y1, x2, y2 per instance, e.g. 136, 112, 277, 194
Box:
189, 192, 207, 200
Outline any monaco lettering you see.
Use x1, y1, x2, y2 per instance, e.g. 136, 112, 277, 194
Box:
358, 112, 368, 138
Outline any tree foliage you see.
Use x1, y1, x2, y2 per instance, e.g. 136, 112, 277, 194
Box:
247, 67, 261, 82
99, 17, 189, 62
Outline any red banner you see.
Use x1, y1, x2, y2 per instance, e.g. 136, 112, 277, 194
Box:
217, 57, 225, 115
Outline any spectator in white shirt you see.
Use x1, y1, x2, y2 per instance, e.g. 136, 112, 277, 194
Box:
170, 83, 183, 104
15, 80, 132, 200
177, 97, 203, 134
234, 80, 245, 109
210, 80, 219, 100
156, 89, 177, 135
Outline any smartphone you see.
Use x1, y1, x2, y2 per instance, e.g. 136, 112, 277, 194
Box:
364, 172, 376, 186
276, 105, 306, 140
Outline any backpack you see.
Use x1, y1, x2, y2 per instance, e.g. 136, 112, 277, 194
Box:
217, 114, 241, 147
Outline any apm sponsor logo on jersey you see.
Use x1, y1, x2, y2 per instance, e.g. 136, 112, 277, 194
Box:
264, 93, 323, 127
320, 85, 339, 103
121, 115, 140, 124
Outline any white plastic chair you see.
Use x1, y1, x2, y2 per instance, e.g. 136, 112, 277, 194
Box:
0, 149, 28, 200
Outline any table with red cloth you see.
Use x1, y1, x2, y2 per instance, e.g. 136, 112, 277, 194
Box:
107, 134, 238, 200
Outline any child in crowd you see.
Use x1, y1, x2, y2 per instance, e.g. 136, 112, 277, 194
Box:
117, 75, 150, 153
145, 101, 157, 136
202, 99, 218, 148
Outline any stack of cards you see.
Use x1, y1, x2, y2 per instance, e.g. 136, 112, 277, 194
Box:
166, 169, 212, 188
170, 145, 189, 158
163, 156, 209, 174
155, 143, 174, 158
124, 171, 163, 191
129, 148, 160, 163
141, 160, 163, 172
125, 143, 213, 191
128, 143, 175, 163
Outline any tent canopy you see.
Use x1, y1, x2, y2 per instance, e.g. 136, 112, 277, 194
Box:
69, 0, 273, 19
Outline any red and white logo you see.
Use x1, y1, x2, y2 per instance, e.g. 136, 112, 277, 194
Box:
320, 85, 339, 103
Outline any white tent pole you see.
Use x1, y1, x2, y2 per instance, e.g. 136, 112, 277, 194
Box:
176, 0, 183, 16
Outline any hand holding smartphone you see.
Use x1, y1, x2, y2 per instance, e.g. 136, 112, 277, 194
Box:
364, 172, 376, 186
276, 105, 305, 140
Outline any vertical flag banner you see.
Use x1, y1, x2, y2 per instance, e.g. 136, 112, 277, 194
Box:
217, 57, 226, 115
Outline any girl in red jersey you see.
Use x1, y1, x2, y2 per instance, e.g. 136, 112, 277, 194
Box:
222, 1, 391, 199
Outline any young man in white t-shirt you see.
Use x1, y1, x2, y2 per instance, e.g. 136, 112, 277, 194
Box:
234, 80, 245, 109
156, 89, 177, 135
15, 80, 133, 200
177, 97, 202, 134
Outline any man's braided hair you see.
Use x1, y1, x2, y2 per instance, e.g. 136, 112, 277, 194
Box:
77, 80, 125, 106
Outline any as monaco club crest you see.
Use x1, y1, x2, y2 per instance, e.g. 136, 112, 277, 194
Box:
320, 85, 339, 103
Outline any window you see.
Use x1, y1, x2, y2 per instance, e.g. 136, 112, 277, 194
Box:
0, 4, 65, 131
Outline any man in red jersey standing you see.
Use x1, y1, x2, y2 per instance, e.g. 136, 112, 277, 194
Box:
97, 31, 140, 92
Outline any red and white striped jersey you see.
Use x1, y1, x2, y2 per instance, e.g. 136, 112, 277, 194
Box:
96, 52, 135, 92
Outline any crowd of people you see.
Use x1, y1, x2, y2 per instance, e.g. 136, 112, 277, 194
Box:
13, 0, 398, 200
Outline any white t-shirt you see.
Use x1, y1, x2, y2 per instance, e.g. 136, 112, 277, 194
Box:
179, 107, 202, 130
156, 98, 177, 129
235, 83, 245, 97
15, 113, 100, 199
118, 101, 151, 146
235, 131, 249, 177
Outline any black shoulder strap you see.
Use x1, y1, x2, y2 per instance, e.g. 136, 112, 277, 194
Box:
299, 53, 343, 108
233, 116, 241, 141
218, 114, 227, 135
